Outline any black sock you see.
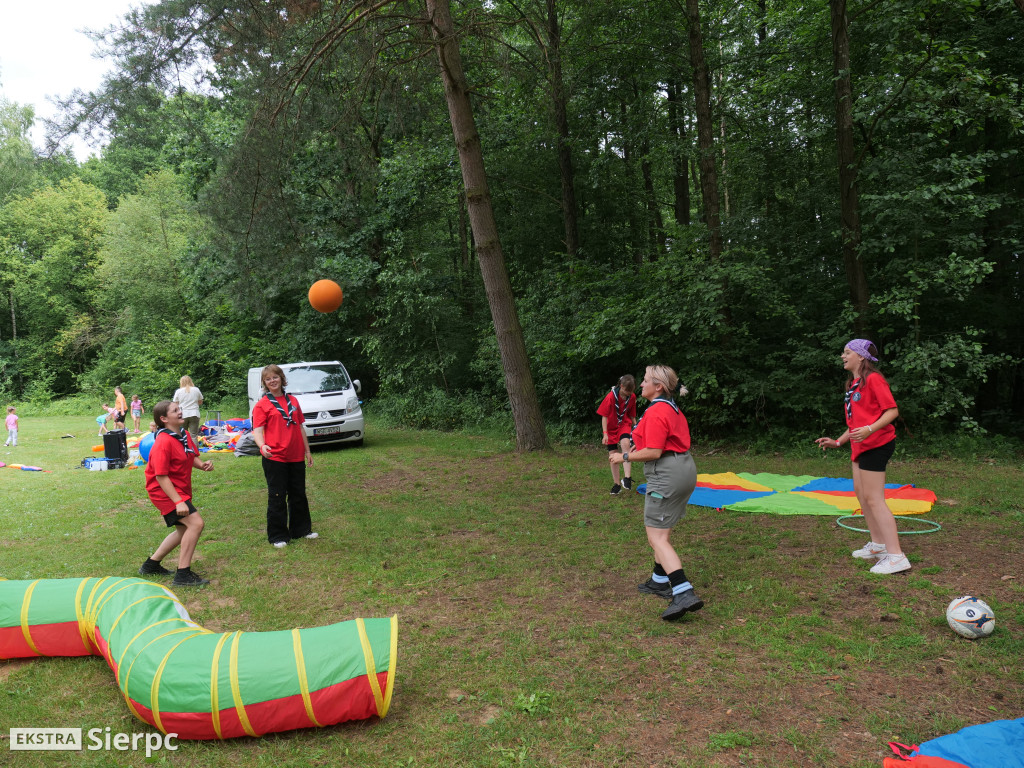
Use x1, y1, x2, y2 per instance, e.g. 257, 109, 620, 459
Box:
667, 569, 692, 595
176, 566, 190, 573
653, 562, 668, 577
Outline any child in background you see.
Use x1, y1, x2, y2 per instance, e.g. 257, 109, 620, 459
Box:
97, 404, 115, 436
131, 395, 144, 433
597, 374, 638, 495
4, 406, 18, 447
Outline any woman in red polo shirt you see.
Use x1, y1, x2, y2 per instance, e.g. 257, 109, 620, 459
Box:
611, 364, 703, 621
252, 364, 316, 548
816, 339, 909, 574
596, 374, 637, 495
138, 400, 214, 587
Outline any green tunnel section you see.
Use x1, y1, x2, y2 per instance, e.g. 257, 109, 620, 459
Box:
0, 577, 397, 739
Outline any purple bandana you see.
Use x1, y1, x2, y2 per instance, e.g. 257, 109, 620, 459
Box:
846, 338, 878, 361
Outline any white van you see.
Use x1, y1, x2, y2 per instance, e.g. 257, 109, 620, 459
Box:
247, 361, 364, 447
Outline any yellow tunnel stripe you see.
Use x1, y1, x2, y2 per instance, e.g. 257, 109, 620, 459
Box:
73, 578, 94, 654
209, 632, 232, 740
151, 631, 206, 734
19, 580, 41, 656
109, 594, 181, 639
292, 628, 322, 727
356, 618, 385, 716
229, 631, 259, 737
116, 618, 184, 683
120, 627, 197, 723
380, 614, 398, 717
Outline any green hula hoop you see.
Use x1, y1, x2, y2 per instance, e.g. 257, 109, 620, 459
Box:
836, 515, 941, 535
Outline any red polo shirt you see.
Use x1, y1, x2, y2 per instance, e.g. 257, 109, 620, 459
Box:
632, 401, 690, 454
252, 394, 307, 462
144, 431, 198, 514
596, 389, 637, 444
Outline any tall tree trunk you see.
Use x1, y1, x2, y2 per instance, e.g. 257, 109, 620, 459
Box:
666, 80, 691, 226
718, 40, 729, 218
620, 99, 643, 265
545, 0, 580, 258
830, 0, 871, 331
457, 190, 471, 272
426, 0, 549, 451
685, 0, 723, 261
641, 141, 666, 259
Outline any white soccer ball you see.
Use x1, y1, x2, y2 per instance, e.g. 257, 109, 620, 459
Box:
946, 596, 995, 640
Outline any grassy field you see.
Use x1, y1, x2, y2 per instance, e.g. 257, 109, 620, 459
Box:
1, 415, 1022, 767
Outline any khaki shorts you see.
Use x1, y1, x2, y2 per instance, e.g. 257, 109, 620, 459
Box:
642, 452, 697, 529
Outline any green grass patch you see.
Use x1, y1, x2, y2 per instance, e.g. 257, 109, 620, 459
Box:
1, 416, 1023, 766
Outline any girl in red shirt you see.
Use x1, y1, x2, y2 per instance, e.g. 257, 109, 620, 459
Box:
139, 400, 214, 587
610, 365, 704, 620
596, 374, 637, 495
816, 339, 910, 574
252, 364, 316, 548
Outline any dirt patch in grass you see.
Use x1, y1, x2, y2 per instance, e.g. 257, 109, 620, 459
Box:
0, 659, 31, 683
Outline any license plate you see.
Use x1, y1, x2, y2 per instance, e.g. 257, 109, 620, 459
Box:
313, 425, 343, 436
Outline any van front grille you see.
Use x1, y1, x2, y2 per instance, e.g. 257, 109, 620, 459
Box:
303, 409, 347, 419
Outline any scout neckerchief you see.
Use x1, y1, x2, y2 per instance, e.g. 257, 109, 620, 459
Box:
611, 386, 631, 426
264, 391, 298, 427
844, 378, 862, 421
157, 427, 195, 455
647, 396, 680, 414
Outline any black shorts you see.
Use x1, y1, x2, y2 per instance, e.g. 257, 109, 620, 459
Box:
163, 499, 197, 527
605, 434, 631, 450
855, 439, 895, 472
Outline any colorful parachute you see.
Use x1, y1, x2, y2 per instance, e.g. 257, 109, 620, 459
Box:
686, 472, 936, 515
0, 577, 397, 739
884, 718, 1024, 767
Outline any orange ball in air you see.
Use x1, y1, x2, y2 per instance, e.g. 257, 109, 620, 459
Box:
308, 279, 344, 313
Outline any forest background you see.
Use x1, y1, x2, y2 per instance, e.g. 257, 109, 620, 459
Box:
0, 0, 1021, 451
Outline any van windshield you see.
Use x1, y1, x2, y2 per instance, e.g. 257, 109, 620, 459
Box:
284, 364, 351, 395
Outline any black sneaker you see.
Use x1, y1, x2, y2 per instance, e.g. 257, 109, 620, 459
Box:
662, 589, 704, 620
610, 484, 622, 495
138, 559, 173, 576
621, 477, 632, 491
171, 570, 210, 587
637, 578, 672, 599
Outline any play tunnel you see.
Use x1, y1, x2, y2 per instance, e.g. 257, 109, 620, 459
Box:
0, 577, 397, 739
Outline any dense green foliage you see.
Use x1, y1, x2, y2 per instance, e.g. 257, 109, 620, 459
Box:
0, 0, 1021, 442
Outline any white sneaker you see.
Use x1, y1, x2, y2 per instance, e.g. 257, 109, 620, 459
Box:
852, 541, 887, 559
273, 541, 288, 549
870, 554, 911, 574
304, 532, 319, 539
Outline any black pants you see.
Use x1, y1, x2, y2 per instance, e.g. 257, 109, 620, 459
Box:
262, 458, 312, 543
